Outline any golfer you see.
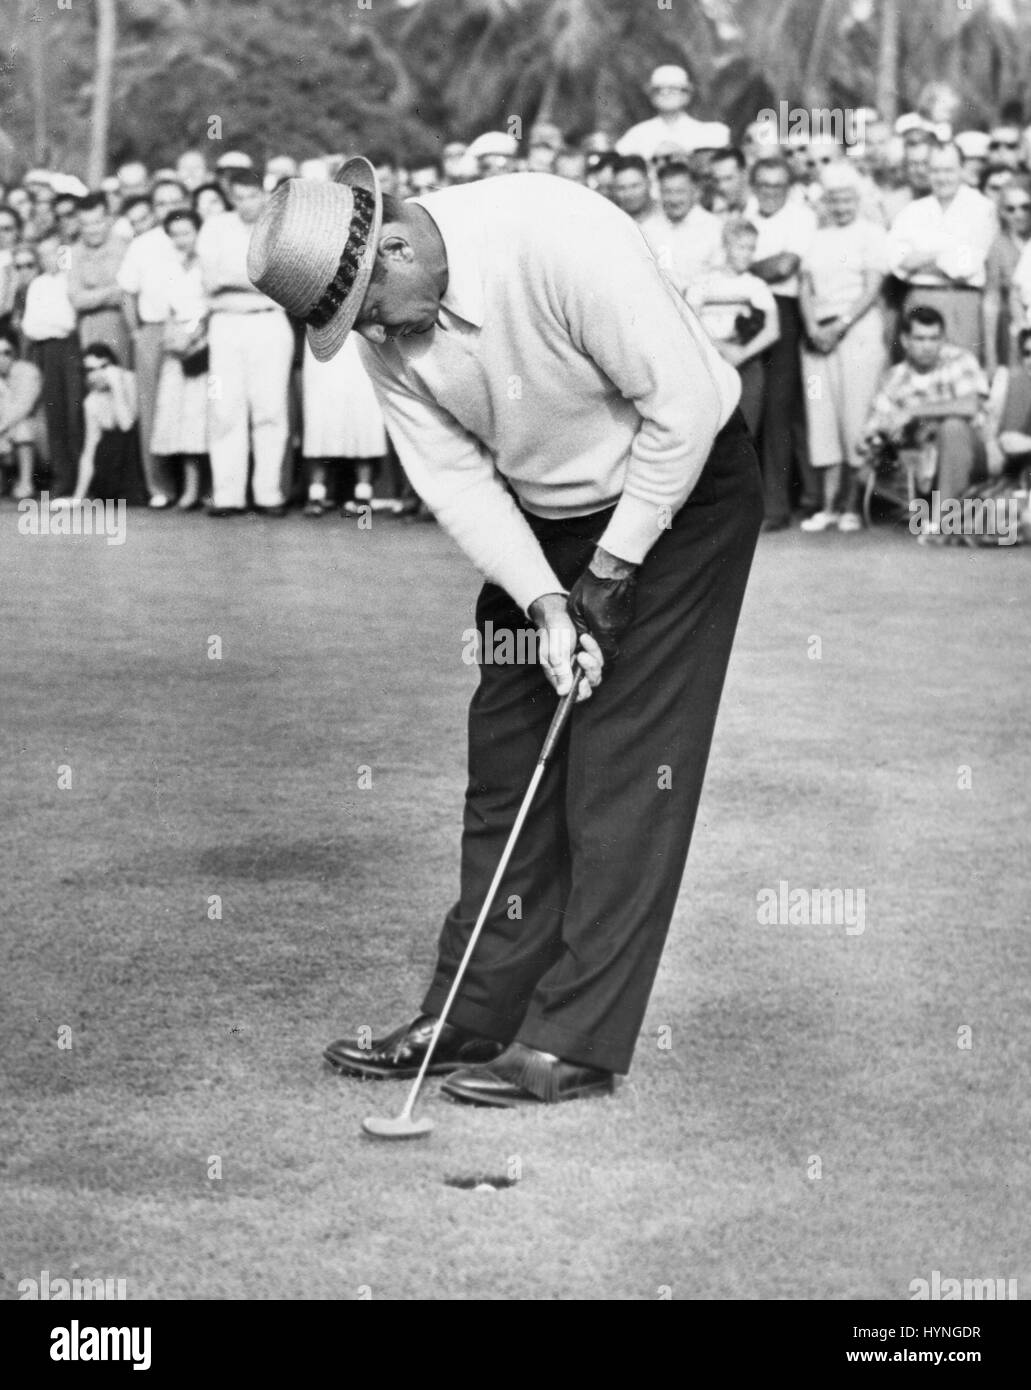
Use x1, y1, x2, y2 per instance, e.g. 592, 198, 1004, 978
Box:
248, 159, 764, 1107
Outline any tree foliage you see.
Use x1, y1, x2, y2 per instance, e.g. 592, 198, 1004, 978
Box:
1, 0, 1029, 181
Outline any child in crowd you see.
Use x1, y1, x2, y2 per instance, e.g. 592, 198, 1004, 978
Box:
686, 219, 780, 436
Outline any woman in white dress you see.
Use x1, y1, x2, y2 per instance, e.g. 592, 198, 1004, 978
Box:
301, 330, 387, 515
798, 161, 890, 532
151, 209, 210, 509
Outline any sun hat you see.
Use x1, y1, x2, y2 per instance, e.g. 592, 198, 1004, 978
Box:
466, 131, 518, 161
215, 150, 254, 170
246, 156, 382, 363
649, 64, 691, 90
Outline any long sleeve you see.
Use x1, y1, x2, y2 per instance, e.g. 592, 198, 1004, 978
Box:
553, 229, 736, 563
359, 342, 566, 612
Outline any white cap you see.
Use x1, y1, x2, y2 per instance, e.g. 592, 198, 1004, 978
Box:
955, 130, 990, 160
49, 173, 89, 198
215, 150, 254, 170
466, 131, 518, 160
650, 64, 690, 90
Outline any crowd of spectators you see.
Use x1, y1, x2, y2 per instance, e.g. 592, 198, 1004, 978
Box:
3, 65, 1031, 540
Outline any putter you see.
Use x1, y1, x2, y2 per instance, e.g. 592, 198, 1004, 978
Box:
362, 659, 584, 1140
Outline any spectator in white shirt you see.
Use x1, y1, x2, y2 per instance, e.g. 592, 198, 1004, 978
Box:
118, 179, 190, 505
745, 156, 819, 527
639, 160, 722, 295
21, 234, 82, 498
198, 168, 293, 516
887, 142, 998, 359
617, 64, 730, 162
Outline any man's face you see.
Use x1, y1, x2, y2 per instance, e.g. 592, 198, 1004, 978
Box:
55, 199, 80, 240
31, 199, 55, 236
724, 231, 756, 274
658, 172, 695, 222
650, 82, 690, 116
712, 158, 746, 209
13, 248, 37, 283
353, 227, 444, 344
229, 182, 265, 225
825, 186, 860, 226
177, 151, 208, 190
0, 210, 19, 249
612, 169, 650, 216
1000, 187, 1031, 238
903, 323, 944, 371
7, 188, 31, 219
988, 132, 1021, 171
752, 165, 790, 216
928, 148, 962, 203
152, 183, 188, 220
983, 169, 1013, 209
118, 164, 149, 199
79, 204, 110, 248
409, 166, 439, 196
555, 152, 586, 183
167, 216, 198, 256
904, 146, 931, 194
195, 187, 227, 222
127, 203, 155, 236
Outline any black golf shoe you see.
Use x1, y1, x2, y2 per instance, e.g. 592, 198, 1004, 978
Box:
324, 1014, 505, 1080
440, 1042, 615, 1108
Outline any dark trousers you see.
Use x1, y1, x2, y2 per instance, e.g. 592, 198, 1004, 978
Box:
759, 296, 816, 522
421, 412, 764, 1074
35, 335, 83, 497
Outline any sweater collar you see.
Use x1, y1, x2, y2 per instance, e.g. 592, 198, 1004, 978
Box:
412, 192, 485, 329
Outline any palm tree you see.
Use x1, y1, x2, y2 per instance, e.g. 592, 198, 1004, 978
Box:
88, 0, 117, 186
875, 0, 899, 124
25, 0, 48, 164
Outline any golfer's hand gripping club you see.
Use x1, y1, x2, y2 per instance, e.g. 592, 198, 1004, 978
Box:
567, 550, 639, 665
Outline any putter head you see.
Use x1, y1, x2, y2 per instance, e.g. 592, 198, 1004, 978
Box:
361, 1114, 434, 1140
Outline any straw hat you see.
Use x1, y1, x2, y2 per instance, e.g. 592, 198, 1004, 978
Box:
246, 156, 382, 362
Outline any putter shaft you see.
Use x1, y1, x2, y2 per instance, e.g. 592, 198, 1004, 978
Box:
379, 671, 582, 1130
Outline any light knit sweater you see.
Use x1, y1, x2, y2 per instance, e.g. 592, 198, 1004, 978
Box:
357, 174, 741, 613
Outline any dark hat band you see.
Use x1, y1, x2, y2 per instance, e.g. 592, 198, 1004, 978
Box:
305, 186, 376, 330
